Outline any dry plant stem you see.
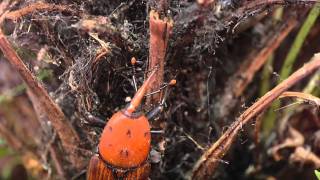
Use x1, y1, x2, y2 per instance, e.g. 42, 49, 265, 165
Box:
0, 120, 46, 177
49, 147, 65, 178
147, 10, 173, 105
216, 18, 297, 119
279, 91, 320, 106
0, 119, 23, 150
0, 1, 10, 24
290, 146, 320, 168
146, 10, 172, 179
191, 54, 320, 179
237, 0, 319, 14
234, 19, 297, 97
254, 112, 264, 145
5, 2, 76, 21
27, 89, 66, 178
0, 29, 84, 169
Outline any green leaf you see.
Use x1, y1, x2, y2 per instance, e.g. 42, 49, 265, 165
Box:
315, 170, 320, 180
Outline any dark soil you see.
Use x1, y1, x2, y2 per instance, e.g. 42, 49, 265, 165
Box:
0, 0, 320, 179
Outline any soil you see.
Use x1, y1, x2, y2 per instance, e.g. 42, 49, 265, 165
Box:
0, 0, 319, 179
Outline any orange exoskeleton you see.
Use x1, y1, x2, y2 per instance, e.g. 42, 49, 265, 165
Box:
87, 69, 157, 180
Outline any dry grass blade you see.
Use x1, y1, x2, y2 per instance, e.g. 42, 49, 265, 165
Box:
0, 120, 23, 150
233, 19, 297, 97
26, 89, 66, 178
279, 91, 320, 106
5, 2, 77, 21
191, 53, 320, 179
238, 0, 319, 13
216, 17, 297, 119
290, 146, 320, 168
0, 29, 84, 169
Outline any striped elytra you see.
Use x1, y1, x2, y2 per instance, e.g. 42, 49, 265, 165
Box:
87, 155, 150, 180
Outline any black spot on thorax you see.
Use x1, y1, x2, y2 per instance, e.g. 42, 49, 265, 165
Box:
126, 129, 132, 138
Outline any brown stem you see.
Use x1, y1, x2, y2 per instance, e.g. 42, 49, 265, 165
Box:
279, 91, 320, 106
146, 9, 173, 179
191, 53, 320, 179
26, 89, 67, 178
0, 29, 84, 169
49, 147, 65, 178
5, 2, 77, 21
234, 20, 297, 97
237, 0, 319, 14
146, 10, 173, 105
290, 146, 320, 168
215, 17, 297, 119
0, 119, 23, 150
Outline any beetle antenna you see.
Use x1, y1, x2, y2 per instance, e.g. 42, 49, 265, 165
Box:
126, 68, 157, 114
131, 57, 138, 92
146, 79, 176, 120
145, 79, 176, 97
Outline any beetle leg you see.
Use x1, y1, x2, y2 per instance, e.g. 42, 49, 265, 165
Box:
85, 112, 106, 128
146, 82, 173, 120
146, 105, 164, 120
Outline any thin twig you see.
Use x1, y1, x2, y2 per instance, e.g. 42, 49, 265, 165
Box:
279, 91, 320, 106
234, 19, 297, 97
0, 119, 23, 150
49, 147, 65, 178
303, 69, 320, 94
290, 146, 320, 168
191, 53, 320, 179
237, 0, 318, 15
277, 70, 320, 134
26, 89, 67, 178
0, 29, 84, 169
265, 4, 319, 135
280, 5, 320, 81
5, 2, 77, 21
215, 17, 297, 119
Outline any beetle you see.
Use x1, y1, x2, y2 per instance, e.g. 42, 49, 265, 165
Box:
87, 68, 168, 180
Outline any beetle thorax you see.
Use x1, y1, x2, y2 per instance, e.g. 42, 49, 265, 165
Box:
98, 111, 151, 168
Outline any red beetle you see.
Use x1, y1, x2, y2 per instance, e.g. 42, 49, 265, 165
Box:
87, 69, 157, 180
